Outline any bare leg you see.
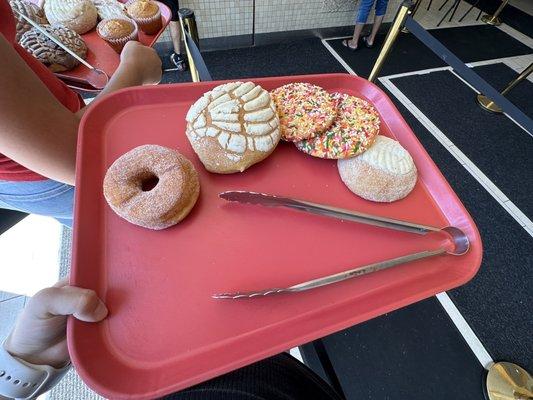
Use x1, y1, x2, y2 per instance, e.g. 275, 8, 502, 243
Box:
367, 15, 384, 46
347, 23, 365, 48
169, 20, 181, 54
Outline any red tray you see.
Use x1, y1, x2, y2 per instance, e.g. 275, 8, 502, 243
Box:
69, 74, 482, 399
29, 0, 170, 91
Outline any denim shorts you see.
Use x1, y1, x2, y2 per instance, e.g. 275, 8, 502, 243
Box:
0, 179, 74, 227
356, 0, 389, 24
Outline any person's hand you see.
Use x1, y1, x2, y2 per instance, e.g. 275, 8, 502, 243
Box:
118, 41, 162, 85
3, 278, 108, 369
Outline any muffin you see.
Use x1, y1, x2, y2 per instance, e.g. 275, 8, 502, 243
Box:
125, 0, 161, 34
97, 18, 138, 53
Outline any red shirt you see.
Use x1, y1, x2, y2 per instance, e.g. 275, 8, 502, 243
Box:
0, 0, 83, 181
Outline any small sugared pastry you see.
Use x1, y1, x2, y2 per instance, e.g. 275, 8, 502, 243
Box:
9, 0, 48, 41
97, 18, 138, 53
270, 82, 337, 142
125, 0, 161, 34
19, 25, 87, 72
185, 81, 281, 174
337, 136, 417, 202
44, 0, 98, 34
93, 0, 127, 19
296, 93, 380, 159
103, 145, 200, 230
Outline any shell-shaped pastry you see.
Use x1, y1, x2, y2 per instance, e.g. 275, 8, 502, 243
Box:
93, 0, 127, 19
185, 81, 281, 174
9, 0, 48, 42
44, 0, 98, 34
19, 24, 87, 72
357, 135, 415, 175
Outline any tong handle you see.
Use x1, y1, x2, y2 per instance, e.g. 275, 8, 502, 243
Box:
221, 191, 441, 235
288, 248, 446, 292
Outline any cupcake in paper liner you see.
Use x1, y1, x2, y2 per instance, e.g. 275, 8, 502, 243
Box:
97, 17, 138, 53
125, 0, 161, 35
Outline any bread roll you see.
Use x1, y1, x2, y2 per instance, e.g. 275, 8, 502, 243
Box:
186, 81, 281, 174
44, 0, 97, 34
337, 136, 417, 202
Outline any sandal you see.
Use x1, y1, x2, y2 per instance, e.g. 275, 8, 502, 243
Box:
342, 39, 358, 51
362, 36, 374, 48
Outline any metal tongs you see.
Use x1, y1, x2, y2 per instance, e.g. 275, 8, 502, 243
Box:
213, 191, 470, 299
13, 10, 109, 90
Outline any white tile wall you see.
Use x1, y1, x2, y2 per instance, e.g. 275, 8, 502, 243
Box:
255, 0, 402, 34
157, 0, 403, 41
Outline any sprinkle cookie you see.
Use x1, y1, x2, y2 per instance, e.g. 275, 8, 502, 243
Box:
295, 93, 380, 159
271, 83, 337, 142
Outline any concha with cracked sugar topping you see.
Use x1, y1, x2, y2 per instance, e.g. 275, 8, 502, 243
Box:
185, 81, 281, 174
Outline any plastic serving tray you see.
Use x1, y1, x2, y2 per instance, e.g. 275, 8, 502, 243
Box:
29, 0, 170, 91
69, 74, 482, 399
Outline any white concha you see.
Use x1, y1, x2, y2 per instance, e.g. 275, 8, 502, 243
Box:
93, 0, 126, 19
337, 136, 418, 203
185, 81, 281, 173
357, 135, 415, 175
44, 0, 97, 34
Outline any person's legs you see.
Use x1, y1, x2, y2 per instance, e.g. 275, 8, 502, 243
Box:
163, 353, 343, 400
367, 0, 389, 45
169, 20, 182, 54
366, 15, 384, 46
345, 0, 375, 49
0, 179, 74, 227
159, 0, 188, 71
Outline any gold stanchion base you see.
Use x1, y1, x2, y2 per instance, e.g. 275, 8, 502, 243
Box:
481, 14, 502, 26
476, 94, 503, 113
485, 362, 532, 400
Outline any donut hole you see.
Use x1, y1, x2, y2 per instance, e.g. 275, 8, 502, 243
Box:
140, 174, 159, 192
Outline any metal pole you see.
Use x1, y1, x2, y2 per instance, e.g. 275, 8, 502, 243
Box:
401, 0, 421, 33
480, 0, 509, 26
178, 8, 200, 82
476, 62, 533, 113
485, 362, 532, 400
368, 1, 413, 82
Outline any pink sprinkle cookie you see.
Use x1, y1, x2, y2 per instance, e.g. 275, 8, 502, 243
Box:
271, 82, 337, 142
295, 92, 380, 159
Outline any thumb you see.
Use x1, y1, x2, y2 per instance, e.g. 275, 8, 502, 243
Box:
28, 286, 108, 322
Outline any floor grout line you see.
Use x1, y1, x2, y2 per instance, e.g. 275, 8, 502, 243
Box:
436, 292, 494, 369
496, 23, 533, 49
380, 77, 533, 233
447, 69, 533, 138
320, 39, 358, 76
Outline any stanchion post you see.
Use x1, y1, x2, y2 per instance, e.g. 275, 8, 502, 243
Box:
485, 362, 532, 400
178, 8, 200, 82
401, 0, 421, 33
480, 0, 509, 26
476, 62, 533, 113
368, 0, 414, 83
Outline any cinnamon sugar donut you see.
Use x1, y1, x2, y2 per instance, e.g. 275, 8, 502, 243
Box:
103, 145, 200, 230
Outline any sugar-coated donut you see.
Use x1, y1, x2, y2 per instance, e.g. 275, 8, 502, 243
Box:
103, 145, 200, 229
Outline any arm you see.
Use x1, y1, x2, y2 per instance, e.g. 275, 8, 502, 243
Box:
0, 38, 161, 185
